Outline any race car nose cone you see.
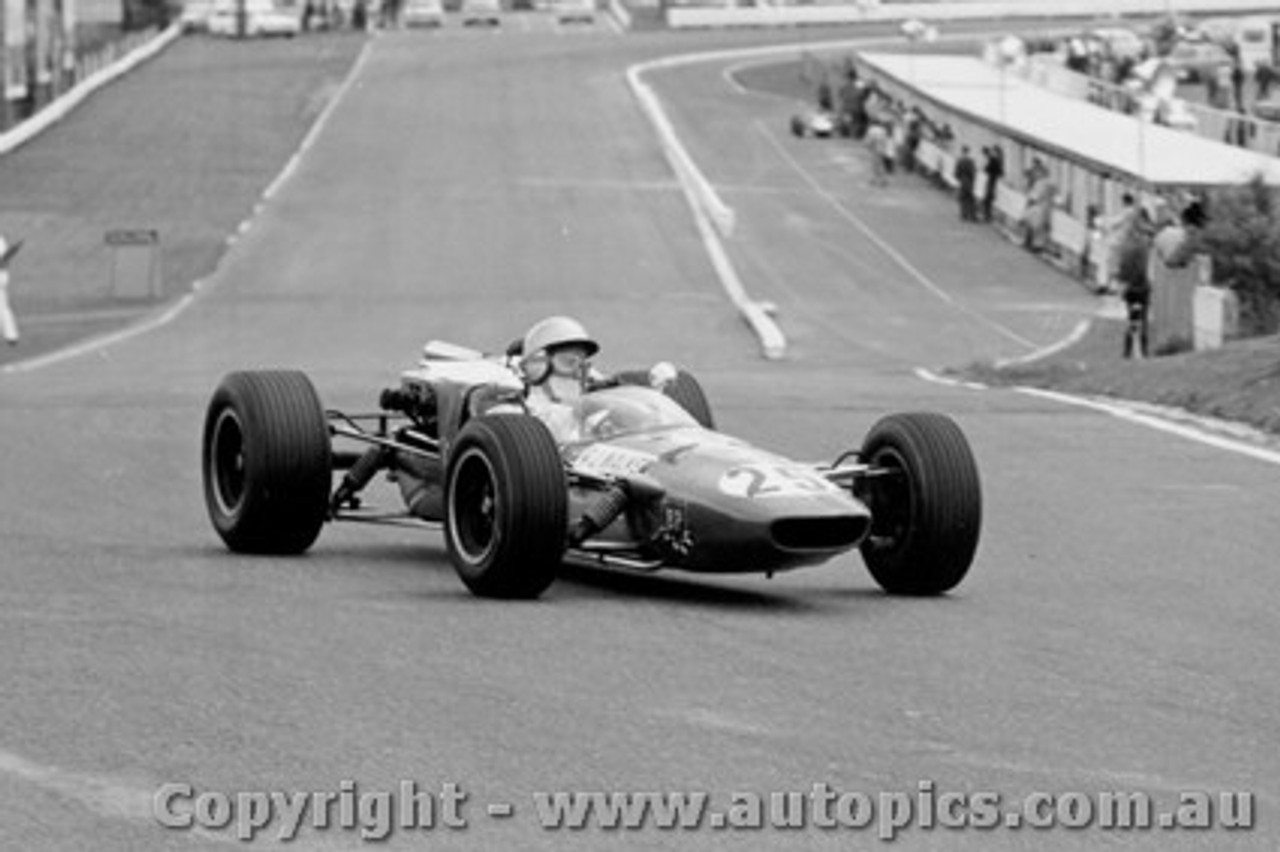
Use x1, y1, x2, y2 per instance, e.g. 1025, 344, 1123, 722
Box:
770, 514, 870, 552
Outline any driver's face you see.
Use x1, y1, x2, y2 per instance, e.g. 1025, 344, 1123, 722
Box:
548, 345, 590, 378
543, 344, 591, 404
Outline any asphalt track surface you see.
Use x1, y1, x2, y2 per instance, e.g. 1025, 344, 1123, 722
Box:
1, 20, 1278, 852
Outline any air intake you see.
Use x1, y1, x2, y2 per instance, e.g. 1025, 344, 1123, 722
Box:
771, 516, 868, 551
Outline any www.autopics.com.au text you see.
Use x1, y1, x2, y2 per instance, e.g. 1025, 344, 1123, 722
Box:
151, 779, 1257, 842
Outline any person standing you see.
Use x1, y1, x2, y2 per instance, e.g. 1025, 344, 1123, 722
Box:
0, 235, 21, 346
1116, 222, 1152, 359
865, 122, 890, 187
981, 145, 1003, 222
1230, 58, 1246, 114
837, 72, 863, 139
954, 146, 977, 221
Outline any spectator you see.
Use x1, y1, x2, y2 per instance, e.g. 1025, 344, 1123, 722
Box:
865, 122, 890, 187
1230, 59, 1246, 113
1256, 63, 1275, 101
837, 73, 864, 139
1211, 63, 1233, 110
1153, 202, 1208, 271
1022, 160, 1054, 253
816, 76, 834, 112
981, 145, 1003, 222
1116, 222, 1152, 358
954, 146, 978, 221
0, 234, 20, 346
900, 111, 922, 173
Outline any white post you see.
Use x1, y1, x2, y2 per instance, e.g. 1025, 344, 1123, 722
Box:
0, 268, 18, 346
0, 235, 20, 346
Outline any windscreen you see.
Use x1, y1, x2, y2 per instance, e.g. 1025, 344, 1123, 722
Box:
574, 387, 697, 440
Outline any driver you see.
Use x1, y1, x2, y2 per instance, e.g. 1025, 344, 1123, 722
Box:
518, 315, 599, 443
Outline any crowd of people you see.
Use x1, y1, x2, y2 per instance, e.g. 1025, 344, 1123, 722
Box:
812, 62, 1215, 361
300, 0, 406, 31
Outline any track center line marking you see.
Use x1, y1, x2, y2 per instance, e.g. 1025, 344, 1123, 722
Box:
753, 117, 1038, 350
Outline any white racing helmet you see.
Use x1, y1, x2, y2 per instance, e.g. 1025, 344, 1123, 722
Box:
520, 316, 598, 385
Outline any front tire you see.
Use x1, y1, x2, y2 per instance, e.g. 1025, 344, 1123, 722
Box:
855, 413, 981, 595
202, 370, 333, 554
445, 415, 567, 599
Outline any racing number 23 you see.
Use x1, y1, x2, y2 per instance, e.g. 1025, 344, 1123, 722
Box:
719, 464, 832, 499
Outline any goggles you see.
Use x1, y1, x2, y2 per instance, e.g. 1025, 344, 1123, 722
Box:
549, 348, 589, 376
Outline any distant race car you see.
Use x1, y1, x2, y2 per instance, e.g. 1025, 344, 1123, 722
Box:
202, 341, 982, 599
790, 108, 839, 139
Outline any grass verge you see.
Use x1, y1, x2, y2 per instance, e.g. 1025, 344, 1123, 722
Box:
954, 319, 1280, 436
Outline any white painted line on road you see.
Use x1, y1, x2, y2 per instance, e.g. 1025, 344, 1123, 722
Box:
754, 118, 1039, 352
1017, 386, 1280, 466
915, 367, 1280, 467
3, 292, 199, 373
0, 746, 153, 823
264, 41, 375, 201
914, 367, 987, 391
2, 38, 375, 376
993, 318, 1090, 368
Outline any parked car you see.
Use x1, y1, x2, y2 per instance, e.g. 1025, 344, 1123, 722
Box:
207, 0, 302, 36
403, 0, 443, 26
1163, 40, 1234, 82
460, 0, 500, 25
179, 0, 218, 31
551, 0, 594, 24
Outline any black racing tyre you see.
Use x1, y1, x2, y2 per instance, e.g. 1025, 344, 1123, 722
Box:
855, 413, 981, 595
444, 415, 568, 599
202, 370, 333, 555
615, 369, 715, 429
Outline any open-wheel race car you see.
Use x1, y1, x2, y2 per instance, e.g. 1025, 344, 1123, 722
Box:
202, 341, 982, 599
789, 107, 840, 139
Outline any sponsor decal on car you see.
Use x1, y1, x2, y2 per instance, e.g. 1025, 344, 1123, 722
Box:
718, 464, 839, 499
653, 502, 694, 556
571, 444, 657, 477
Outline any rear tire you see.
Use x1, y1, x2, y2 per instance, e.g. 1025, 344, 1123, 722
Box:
615, 368, 714, 429
855, 413, 981, 595
445, 415, 567, 599
202, 370, 333, 554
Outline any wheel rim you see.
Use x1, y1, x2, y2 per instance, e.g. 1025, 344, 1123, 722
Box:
449, 447, 499, 566
861, 446, 912, 556
210, 408, 247, 518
